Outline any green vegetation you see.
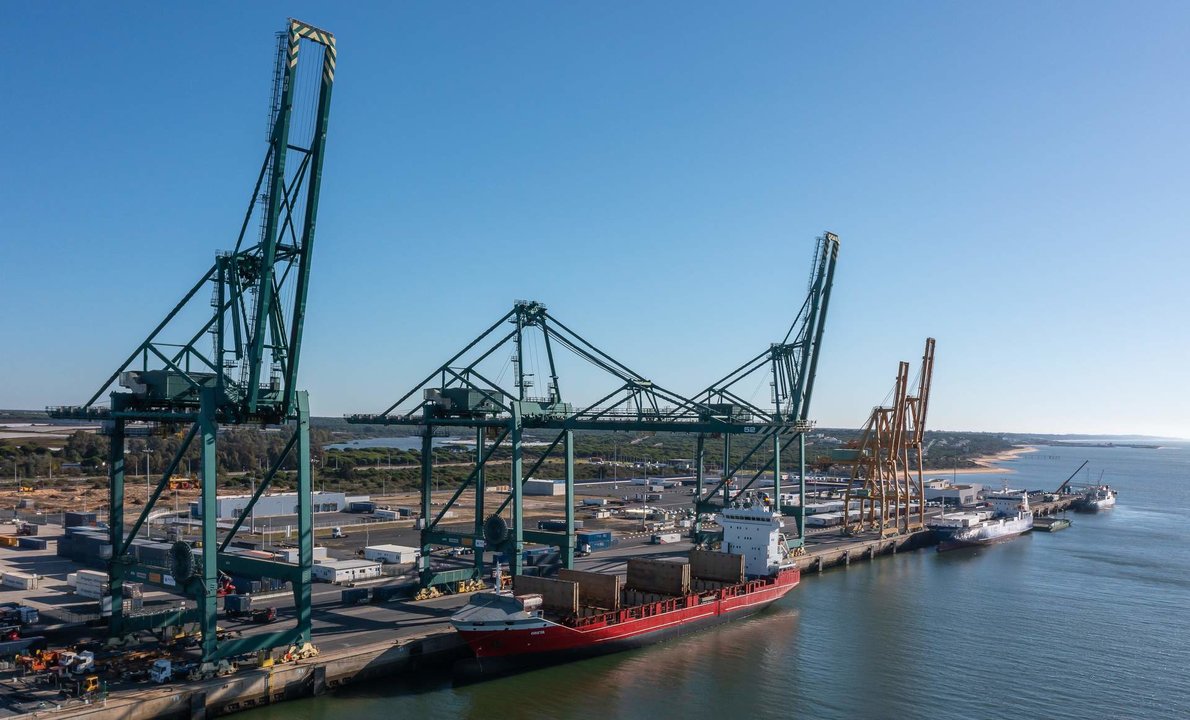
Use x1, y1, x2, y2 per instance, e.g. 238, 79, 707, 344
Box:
1, 412, 1018, 496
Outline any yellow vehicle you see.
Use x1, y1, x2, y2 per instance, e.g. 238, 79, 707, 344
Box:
67, 675, 100, 696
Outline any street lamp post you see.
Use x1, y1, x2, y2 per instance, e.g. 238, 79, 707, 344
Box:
144, 450, 153, 503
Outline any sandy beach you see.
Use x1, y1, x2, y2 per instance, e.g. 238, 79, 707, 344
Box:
926, 445, 1036, 478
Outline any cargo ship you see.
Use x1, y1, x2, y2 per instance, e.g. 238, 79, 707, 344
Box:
927, 489, 1033, 551
451, 506, 799, 676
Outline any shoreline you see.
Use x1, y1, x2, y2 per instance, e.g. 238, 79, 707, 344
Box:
925, 445, 1036, 478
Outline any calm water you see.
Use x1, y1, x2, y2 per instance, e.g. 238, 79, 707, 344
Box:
244, 442, 1190, 719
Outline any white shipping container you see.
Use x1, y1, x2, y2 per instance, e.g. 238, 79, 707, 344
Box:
77, 584, 108, 599
804, 512, 844, 527
373, 509, 400, 521
1, 571, 40, 590
67, 573, 78, 588
77, 570, 108, 584
278, 546, 329, 564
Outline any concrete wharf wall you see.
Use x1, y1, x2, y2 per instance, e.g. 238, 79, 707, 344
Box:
39, 630, 467, 720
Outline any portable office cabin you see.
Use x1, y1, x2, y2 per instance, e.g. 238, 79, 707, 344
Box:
310, 560, 382, 584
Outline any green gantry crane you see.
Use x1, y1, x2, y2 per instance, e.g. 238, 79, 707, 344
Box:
692, 232, 839, 551
49, 18, 336, 665
349, 234, 839, 588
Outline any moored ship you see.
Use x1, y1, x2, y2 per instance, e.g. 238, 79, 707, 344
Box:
1075, 485, 1117, 512
928, 489, 1033, 551
451, 506, 799, 676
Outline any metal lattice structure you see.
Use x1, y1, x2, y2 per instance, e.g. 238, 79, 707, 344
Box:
690, 233, 839, 547
49, 19, 336, 664
350, 234, 839, 588
842, 338, 935, 536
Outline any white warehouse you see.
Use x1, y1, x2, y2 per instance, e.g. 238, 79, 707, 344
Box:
189, 491, 355, 520
524, 478, 565, 496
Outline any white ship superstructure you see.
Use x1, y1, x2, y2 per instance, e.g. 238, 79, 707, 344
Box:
928, 489, 1033, 550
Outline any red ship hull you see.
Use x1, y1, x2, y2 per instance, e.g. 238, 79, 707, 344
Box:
453, 568, 799, 676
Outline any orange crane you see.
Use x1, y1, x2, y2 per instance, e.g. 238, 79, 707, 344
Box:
843, 338, 935, 536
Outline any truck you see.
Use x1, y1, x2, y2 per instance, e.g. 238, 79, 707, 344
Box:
0, 603, 40, 627
331, 527, 349, 539
581, 498, 608, 507
149, 658, 181, 684
650, 532, 681, 545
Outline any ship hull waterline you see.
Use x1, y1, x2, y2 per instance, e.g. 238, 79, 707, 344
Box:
453, 570, 798, 681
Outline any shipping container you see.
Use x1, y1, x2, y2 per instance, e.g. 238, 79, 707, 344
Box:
650, 532, 682, 545
536, 519, 585, 531
371, 584, 406, 602
64, 512, 98, 528
348, 501, 376, 514
17, 537, 49, 550
341, 587, 370, 605
1, 571, 39, 590
224, 595, 253, 615
373, 509, 400, 521
576, 530, 614, 551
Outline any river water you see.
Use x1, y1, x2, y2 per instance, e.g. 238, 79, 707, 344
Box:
242, 442, 1190, 719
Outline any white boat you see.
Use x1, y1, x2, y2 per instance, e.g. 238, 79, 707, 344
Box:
928, 489, 1033, 551
1077, 485, 1116, 512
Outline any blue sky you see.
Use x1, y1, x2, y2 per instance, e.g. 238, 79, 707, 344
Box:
2, 2, 1188, 437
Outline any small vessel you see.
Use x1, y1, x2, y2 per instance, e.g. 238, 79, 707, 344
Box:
1076, 485, 1117, 512
1032, 516, 1071, 532
928, 489, 1033, 551
451, 506, 799, 676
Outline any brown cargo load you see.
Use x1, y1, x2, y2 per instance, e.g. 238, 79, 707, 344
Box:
689, 549, 745, 584
625, 557, 690, 596
558, 568, 622, 610
511, 575, 579, 614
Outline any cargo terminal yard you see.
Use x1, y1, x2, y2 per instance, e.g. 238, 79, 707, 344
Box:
0, 478, 1086, 719
0, 15, 1098, 720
